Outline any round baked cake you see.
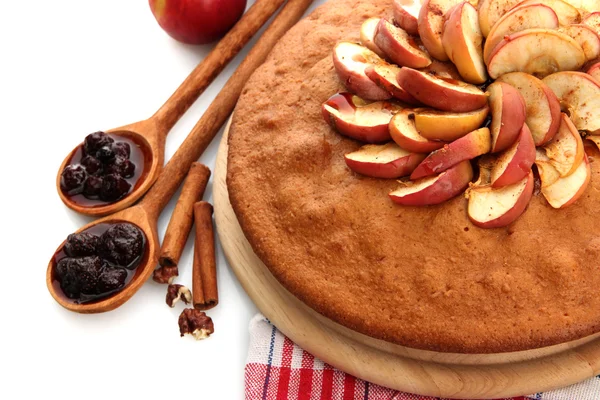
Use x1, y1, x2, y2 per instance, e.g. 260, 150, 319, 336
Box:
227, 0, 600, 353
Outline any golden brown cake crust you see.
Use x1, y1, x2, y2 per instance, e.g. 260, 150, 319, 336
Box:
226, 0, 600, 353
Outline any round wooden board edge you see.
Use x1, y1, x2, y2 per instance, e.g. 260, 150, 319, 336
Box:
214, 121, 600, 398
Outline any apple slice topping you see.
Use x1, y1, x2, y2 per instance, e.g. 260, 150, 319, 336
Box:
389, 160, 474, 206
389, 109, 447, 153
483, 4, 559, 65
364, 64, 421, 104
487, 82, 527, 152
559, 24, 600, 61
374, 19, 432, 68
543, 71, 600, 133
442, 2, 488, 84
535, 149, 562, 187
414, 106, 489, 141
418, 0, 464, 61
344, 142, 426, 178
478, 0, 523, 37
410, 127, 491, 179
490, 124, 536, 187
333, 42, 392, 101
583, 11, 600, 36
511, 0, 581, 26
538, 153, 591, 208
538, 113, 585, 177
393, 0, 423, 35
496, 72, 561, 145
322, 93, 403, 143
586, 135, 600, 151
587, 62, 600, 81
487, 29, 586, 79
396, 67, 488, 112
360, 18, 386, 58
466, 171, 534, 228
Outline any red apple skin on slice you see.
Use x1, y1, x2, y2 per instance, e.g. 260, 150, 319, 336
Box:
467, 171, 534, 229
478, 0, 523, 37
490, 124, 536, 188
394, 0, 423, 35
418, 0, 463, 61
543, 71, 600, 133
496, 72, 561, 145
364, 64, 421, 104
389, 160, 474, 206
540, 113, 585, 177
332, 42, 392, 101
560, 24, 600, 61
322, 93, 402, 143
374, 19, 432, 68
396, 67, 488, 112
511, 0, 581, 26
487, 29, 586, 79
540, 153, 591, 208
414, 106, 489, 141
410, 127, 491, 179
344, 142, 426, 178
588, 62, 600, 81
442, 2, 488, 84
360, 18, 386, 58
583, 11, 600, 36
389, 110, 446, 153
487, 82, 527, 153
483, 4, 559, 65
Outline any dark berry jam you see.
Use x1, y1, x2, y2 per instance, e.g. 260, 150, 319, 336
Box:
51, 222, 147, 304
60, 131, 148, 207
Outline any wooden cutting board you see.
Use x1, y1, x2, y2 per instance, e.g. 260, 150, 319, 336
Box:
213, 123, 600, 398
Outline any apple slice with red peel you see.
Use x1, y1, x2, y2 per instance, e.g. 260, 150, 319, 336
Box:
414, 106, 489, 141
487, 81, 527, 153
496, 72, 561, 145
360, 18, 386, 58
466, 171, 534, 229
583, 12, 600, 35
364, 64, 421, 104
563, 0, 600, 13
419, 60, 462, 80
389, 160, 474, 206
344, 142, 426, 178
389, 110, 446, 153
487, 29, 586, 79
490, 124, 536, 188
560, 24, 600, 61
539, 153, 591, 208
374, 19, 432, 68
333, 42, 391, 101
397, 68, 488, 112
442, 2, 488, 84
538, 113, 585, 177
418, 0, 464, 61
394, 0, 423, 35
511, 0, 581, 26
483, 4, 559, 65
587, 62, 600, 80
322, 93, 403, 143
478, 0, 523, 37
543, 71, 600, 133
410, 127, 491, 179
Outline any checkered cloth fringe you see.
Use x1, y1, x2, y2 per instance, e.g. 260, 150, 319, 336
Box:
245, 315, 600, 400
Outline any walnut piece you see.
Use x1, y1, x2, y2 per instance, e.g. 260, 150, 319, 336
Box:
166, 284, 192, 308
153, 265, 178, 284
178, 309, 214, 340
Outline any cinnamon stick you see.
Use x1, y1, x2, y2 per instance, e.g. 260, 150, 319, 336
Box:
153, 163, 211, 284
192, 201, 218, 310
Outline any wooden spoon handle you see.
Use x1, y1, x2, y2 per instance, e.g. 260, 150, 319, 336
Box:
140, 0, 315, 216
150, 0, 286, 134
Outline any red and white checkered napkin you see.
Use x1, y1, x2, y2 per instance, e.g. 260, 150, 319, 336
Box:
245, 314, 600, 400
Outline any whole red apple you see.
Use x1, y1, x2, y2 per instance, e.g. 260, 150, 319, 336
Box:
149, 0, 248, 45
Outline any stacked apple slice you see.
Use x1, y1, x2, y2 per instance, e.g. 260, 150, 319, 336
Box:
322, 0, 600, 229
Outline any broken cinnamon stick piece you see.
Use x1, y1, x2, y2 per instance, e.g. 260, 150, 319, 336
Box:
153, 163, 211, 284
192, 201, 218, 310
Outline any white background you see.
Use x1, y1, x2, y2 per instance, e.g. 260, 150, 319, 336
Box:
0, 1, 324, 398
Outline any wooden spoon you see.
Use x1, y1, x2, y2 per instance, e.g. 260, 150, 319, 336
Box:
47, 0, 316, 313
56, 0, 285, 217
